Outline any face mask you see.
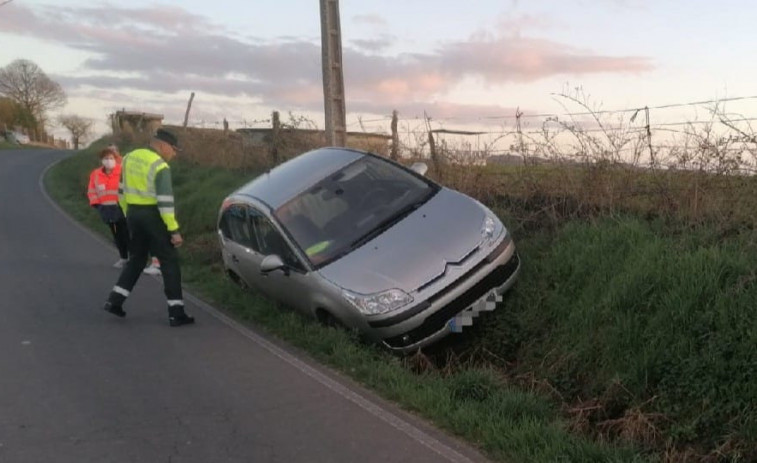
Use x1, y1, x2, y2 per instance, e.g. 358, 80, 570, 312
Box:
102, 159, 116, 169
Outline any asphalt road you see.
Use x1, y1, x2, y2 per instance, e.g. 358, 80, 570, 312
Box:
0, 149, 490, 463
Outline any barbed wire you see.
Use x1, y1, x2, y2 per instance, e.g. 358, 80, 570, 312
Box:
105, 92, 757, 162
163, 118, 272, 127
135, 92, 757, 132
441, 94, 757, 121
169, 117, 757, 156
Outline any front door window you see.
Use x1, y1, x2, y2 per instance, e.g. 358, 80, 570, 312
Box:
249, 209, 304, 273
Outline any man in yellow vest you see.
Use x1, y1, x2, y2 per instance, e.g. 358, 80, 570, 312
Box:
103, 128, 194, 327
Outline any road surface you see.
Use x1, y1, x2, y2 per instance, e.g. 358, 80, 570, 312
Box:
0, 149, 490, 463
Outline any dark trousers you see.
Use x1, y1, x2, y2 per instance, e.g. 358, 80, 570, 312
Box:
107, 205, 183, 312
107, 218, 130, 259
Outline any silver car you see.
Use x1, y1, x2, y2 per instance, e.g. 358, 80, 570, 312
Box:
217, 147, 520, 353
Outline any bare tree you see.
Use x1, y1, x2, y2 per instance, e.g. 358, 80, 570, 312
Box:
0, 60, 67, 128
58, 114, 93, 149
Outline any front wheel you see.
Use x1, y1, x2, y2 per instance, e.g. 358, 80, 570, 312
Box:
315, 308, 344, 328
315, 308, 369, 344
227, 269, 249, 291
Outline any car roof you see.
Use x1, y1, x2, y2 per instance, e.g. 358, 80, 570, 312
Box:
235, 147, 366, 210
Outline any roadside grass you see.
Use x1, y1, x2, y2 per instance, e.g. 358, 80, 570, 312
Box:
0, 141, 36, 150
477, 216, 757, 459
45, 144, 648, 463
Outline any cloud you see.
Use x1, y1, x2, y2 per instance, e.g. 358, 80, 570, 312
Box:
351, 36, 396, 53
438, 36, 651, 83
0, 3, 653, 119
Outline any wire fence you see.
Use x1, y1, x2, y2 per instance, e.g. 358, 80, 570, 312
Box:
104, 93, 757, 230
141, 92, 757, 173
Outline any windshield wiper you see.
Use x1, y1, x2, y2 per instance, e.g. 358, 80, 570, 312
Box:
348, 198, 427, 250
313, 192, 436, 269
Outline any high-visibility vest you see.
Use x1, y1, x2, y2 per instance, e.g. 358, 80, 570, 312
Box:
119, 148, 179, 232
87, 164, 122, 206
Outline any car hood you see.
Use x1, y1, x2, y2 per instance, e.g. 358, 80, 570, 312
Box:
318, 188, 487, 294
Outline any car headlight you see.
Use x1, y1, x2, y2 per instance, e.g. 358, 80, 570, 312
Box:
342, 288, 413, 315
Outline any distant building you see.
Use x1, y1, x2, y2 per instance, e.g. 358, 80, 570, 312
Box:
111, 110, 164, 135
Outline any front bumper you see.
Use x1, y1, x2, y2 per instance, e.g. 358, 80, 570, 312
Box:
376, 239, 521, 353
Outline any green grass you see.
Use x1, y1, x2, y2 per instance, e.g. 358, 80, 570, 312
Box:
1, 139, 59, 150
477, 216, 757, 459
44, 142, 649, 463
0, 140, 32, 150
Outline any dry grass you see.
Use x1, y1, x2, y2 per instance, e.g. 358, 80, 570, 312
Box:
134, 98, 757, 236
437, 162, 757, 233
164, 125, 267, 171
424, 92, 757, 232
120, 123, 392, 173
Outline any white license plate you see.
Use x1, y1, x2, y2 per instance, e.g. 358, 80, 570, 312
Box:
448, 289, 501, 333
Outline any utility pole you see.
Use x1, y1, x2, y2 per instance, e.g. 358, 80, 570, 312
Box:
320, 0, 346, 147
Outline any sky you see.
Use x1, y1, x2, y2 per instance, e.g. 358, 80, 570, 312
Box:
1, 0, 757, 142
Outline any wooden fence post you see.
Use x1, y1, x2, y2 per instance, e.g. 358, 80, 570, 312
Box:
183, 92, 195, 128
390, 110, 399, 160
271, 111, 280, 166
428, 131, 437, 163
424, 111, 441, 176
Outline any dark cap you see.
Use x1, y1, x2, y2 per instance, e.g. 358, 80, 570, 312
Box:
155, 128, 180, 151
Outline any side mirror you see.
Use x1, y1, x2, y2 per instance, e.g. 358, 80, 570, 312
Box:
260, 255, 287, 274
410, 162, 428, 176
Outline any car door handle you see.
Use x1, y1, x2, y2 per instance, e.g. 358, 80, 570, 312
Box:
231, 255, 239, 263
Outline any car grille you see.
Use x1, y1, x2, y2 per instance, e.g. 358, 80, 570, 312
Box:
426, 235, 511, 305
383, 252, 520, 349
415, 245, 481, 293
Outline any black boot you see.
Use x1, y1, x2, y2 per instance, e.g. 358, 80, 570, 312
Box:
168, 306, 195, 327
103, 301, 126, 318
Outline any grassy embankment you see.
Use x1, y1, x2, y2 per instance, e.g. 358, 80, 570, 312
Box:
46, 138, 757, 462
45, 140, 648, 463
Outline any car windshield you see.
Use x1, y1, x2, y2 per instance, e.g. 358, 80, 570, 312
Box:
274, 155, 438, 268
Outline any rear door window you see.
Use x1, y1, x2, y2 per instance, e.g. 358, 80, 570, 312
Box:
220, 204, 256, 249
